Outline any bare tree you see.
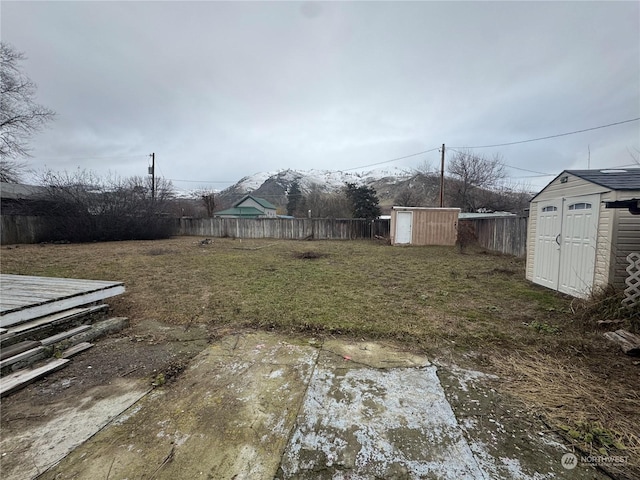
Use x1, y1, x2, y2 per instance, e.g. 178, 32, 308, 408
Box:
34, 169, 175, 242
1, 43, 55, 179
410, 160, 440, 205
447, 150, 506, 212
192, 189, 216, 217
302, 183, 352, 218
0, 159, 28, 183
394, 188, 423, 207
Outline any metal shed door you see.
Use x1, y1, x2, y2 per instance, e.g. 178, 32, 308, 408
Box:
534, 200, 562, 289
395, 211, 413, 244
558, 195, 599, 297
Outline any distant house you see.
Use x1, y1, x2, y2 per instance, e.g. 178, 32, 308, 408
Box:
0, 182, 50, 215
214, 195, 277, 218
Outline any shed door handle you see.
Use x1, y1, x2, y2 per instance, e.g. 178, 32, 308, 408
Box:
555, 234, 561, 246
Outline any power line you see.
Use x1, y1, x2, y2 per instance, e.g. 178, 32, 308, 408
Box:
339, 147, 440, 172
169, 178, 236, 184
504, 165, 552, 175
33, 154, 149, 161
446, 146, 554, 176
450, 117, 640, 149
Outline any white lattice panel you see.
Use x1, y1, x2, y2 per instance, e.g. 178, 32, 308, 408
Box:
623, 252, 640, 308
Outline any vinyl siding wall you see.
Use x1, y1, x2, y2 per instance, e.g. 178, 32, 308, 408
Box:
609, 192, 640, 290
527, 172, 640, 293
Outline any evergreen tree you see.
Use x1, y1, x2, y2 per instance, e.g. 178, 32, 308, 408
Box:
345, 183, 381, 220
287, 180, 303, 216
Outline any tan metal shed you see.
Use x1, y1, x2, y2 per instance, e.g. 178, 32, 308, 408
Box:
526, 169, 640, 298
390, 207, 460, 246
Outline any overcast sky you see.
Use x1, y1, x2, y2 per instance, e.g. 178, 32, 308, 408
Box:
2, 1, 639, 193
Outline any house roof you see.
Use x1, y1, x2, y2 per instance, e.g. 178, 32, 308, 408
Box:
233, 195, 277, 210
0, 182, 47, 200
214, 206, 265, 217
532, 168, 640, 201
564, 169, 640, 191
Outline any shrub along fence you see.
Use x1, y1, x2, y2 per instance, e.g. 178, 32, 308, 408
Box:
176, 217, 391, 240
1, 214, 176, 244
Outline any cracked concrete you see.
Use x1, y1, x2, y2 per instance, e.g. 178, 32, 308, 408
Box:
5, 332, 608, 479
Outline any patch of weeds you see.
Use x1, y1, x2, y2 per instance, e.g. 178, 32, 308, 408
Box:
486, 267, 517, 276
560, 422, 627, 454
528, 320, 560, 334
151, 373, 165, 387
572, 286, 634, 324
294, 251, 326, 260
147, 248, 172, 256
163, 360, 189, 382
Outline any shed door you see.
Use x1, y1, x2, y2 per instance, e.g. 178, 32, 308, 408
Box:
533, 200, 562, 289
395, 211, 413, 244
558, 195, 599, 297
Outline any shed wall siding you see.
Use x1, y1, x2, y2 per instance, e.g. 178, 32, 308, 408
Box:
593, 195, 613, 291
534, 174, 609, 201
412, 209, 459, 246
608, 192, 640, 290
390, 207, 459, 246
525, 204, 538, 281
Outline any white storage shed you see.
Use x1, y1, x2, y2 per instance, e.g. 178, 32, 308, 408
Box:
526, 169, 640, 298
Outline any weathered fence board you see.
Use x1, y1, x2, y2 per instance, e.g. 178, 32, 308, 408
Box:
460, 216, 528, 258
176, 218, 389, 241
1, 215, 529, 257
1, 215, 48, 245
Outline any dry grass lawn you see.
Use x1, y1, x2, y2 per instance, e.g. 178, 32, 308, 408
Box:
2, 236, 639, 476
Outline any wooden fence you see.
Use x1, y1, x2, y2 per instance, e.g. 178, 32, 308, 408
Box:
1, 215, 528, 257
461, 216, 528, 257
176, 217, 391, 240
1, 215, 48, 245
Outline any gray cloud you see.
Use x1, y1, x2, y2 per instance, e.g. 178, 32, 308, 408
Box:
2, 1, 638, 192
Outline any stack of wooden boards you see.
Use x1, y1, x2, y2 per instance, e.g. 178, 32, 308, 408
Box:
603, 329, 640, 356
0, 274, 127, 397
0, 305, 131, 397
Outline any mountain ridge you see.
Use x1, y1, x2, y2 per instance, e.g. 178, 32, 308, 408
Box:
215, 167, 425, 211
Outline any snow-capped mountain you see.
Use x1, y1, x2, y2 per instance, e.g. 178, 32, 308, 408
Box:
214, 167, 426, 211
233, 167, 413, 193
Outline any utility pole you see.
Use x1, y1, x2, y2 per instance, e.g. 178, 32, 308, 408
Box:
439, 144, 445, 207
149, 153, 155, 201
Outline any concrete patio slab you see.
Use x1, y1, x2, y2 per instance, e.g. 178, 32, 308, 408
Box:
9, 332, 608, 480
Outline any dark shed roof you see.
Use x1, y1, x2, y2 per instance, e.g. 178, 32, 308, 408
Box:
565, 169, 640, 191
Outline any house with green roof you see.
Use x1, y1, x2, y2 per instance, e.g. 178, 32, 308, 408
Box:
214, 195, 277, 218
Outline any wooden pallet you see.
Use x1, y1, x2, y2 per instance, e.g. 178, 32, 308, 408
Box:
1, 274, 124, 328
